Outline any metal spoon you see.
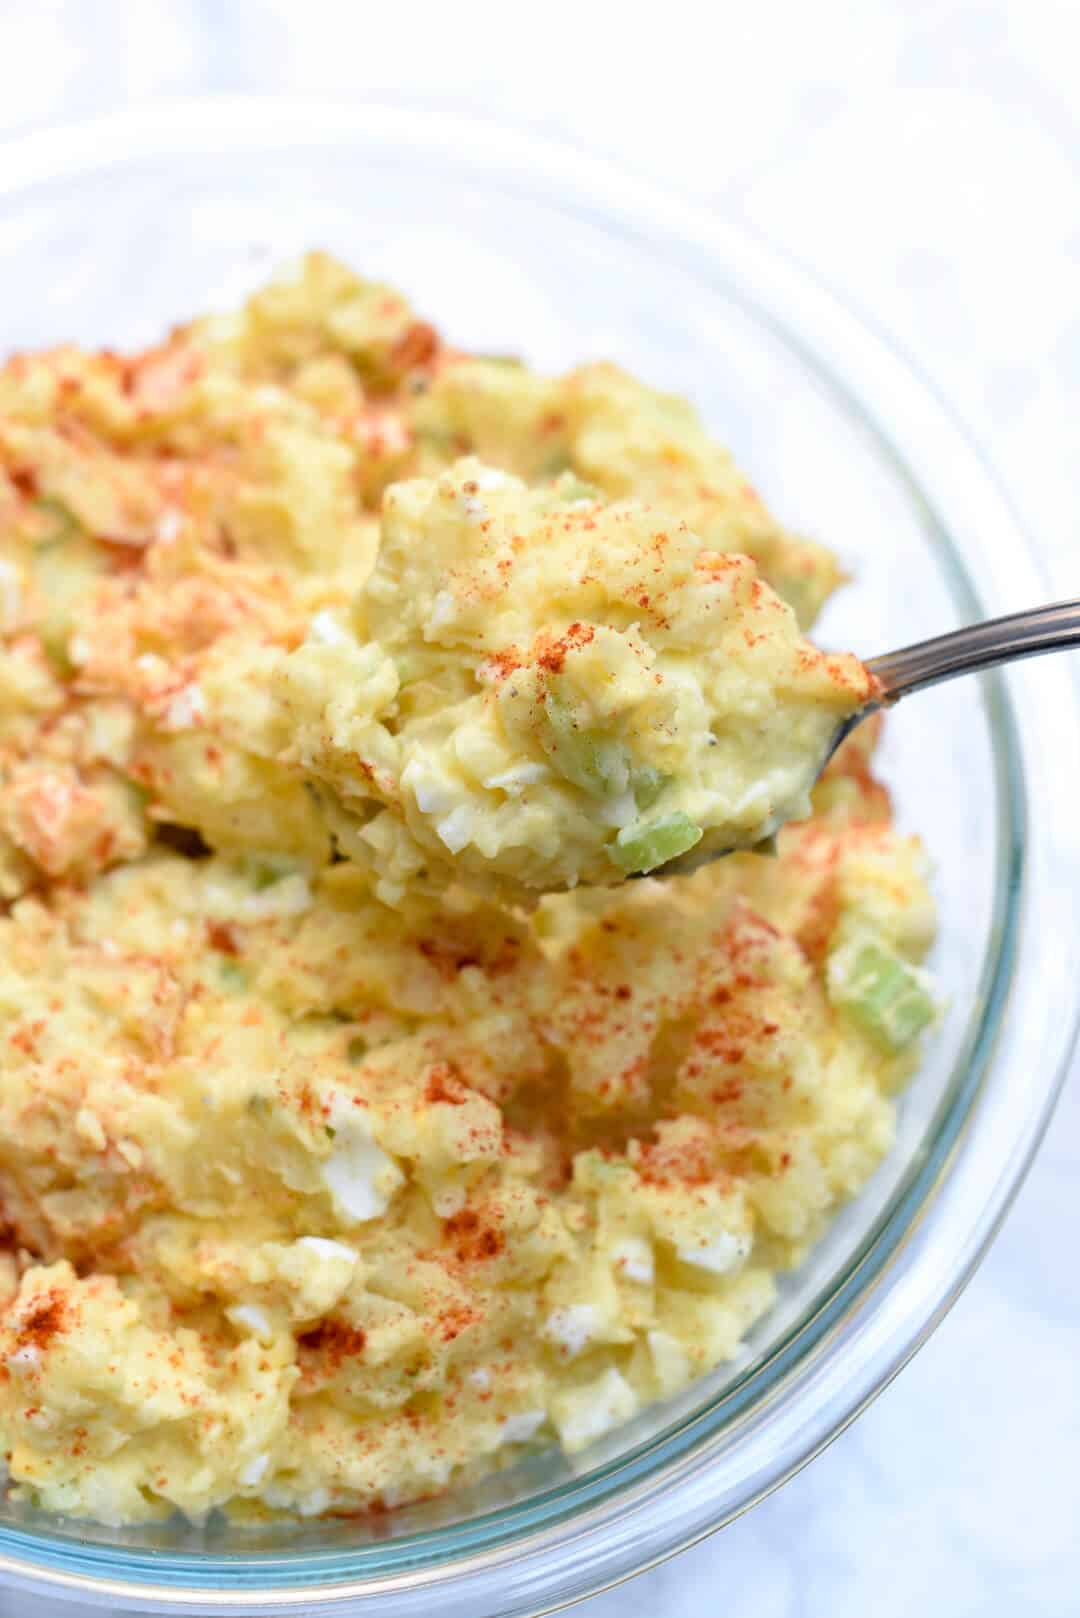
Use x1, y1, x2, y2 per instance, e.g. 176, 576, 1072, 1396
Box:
652, 596, 1080, 879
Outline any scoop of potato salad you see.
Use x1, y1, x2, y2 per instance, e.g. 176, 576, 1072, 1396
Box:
256, 458, 877, 902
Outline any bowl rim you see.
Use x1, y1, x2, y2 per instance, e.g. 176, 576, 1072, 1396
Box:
0, 93, 1077, 1617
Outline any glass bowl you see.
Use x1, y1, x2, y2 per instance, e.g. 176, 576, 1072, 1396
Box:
0, 98, 1076, 1617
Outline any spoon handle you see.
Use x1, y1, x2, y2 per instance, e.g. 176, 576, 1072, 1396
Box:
866, 597, 1080, 701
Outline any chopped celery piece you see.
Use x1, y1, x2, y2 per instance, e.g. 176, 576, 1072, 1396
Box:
557, 476, 600, 502
541, 690, 630, 799
248, 853, 298, 890
125, 779, 152, 813
476, 353, 525, 368
609, 812, 702, 874
218, 960, 248, 992
38, 623, 74, 674
32, 497, 80, 549
573, 1149, 633, 1189
827, 937, 934, 1051
631, 765, 669, 810
31, 529, 106, 670
413, 425, 458, 451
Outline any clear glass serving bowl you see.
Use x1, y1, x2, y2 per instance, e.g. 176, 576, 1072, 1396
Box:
0, 99, 1076, 1617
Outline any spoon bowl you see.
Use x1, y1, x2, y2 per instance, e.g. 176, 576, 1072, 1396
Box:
648, 596, 1080, 880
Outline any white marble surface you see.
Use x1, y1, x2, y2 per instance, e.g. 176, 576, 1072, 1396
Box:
0, 3, 1077, 1613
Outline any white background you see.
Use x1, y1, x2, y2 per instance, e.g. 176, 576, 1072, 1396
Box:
0, 3, 1077, 1614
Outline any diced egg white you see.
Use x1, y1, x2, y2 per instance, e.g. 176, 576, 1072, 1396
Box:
473, 467, 513, 492
240, 1452, 271, 1487
380, 1481, 427, 1510
676, 1230, 752, 1277
611, 1236, 654, 1285
260, 1483, 292, 1510
155, 508, 183, 544
321, 1102, 403, 1225
731, 780, 771, 818
295, 1237, 357, 1267
298, 1486, 331, 1517
75, 1107, 107, 1151
499, 1409, 546, 1444
239, 874, 313, 919
552, 1367, 638, 1452
427, 589, 456, 630
543, 1304, 600, 1358
484, 762, 551, 793
162, 683, 206, 732
374, 875, 407, 909
307, 610, 352, 647
7, 1345, 40, 1369
431, 1183, 466, 1218
597, 789, 637, 828
436, 805, 475, 854
467, 1367, 492, 1391
402, 762, 455, 817
226, 1304, 274, 1342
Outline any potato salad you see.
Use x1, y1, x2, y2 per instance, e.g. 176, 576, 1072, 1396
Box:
0, 256, 935, 1525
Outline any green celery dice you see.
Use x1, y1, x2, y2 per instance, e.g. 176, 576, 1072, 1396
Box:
247, 853, 299, 891
541, 690, 630, 799
557, 475, 601, 502
609, 812, 702, 874
827, 936, 934, 1051
31, 522, 105, 672
33, 497, 81, 549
